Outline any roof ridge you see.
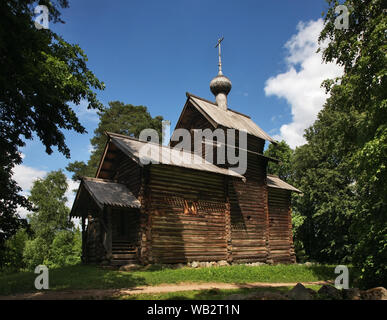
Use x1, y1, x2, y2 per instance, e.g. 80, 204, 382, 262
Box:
107, 132, 168, 149
106, 131, 140, 141
82, 177, 120, 183
186, 92, 251, 119
109, 132, 199, 157
228, 108, 251, 119
186, 92, 217, 106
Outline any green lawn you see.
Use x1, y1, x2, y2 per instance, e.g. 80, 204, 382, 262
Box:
0, 263, 338, 296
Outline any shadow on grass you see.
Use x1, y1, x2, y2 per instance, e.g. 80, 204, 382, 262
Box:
121, 287, 299, 301
306, 265, 335, 281
49, 264, 147, 291
140, 264, 168, 272
307, 264, 360, 287
162, 287, 293, 301
0, 264, 147, 296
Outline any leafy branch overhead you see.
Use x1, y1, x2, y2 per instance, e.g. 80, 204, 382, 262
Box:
0, 0, 104, 261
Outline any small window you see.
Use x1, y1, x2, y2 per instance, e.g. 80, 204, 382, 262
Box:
184, 200, 198, 215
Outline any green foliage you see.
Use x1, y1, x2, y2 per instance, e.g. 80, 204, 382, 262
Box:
27, 171, 72, 242
23, 237, 50, 270
291, 211, 307, 262
67, 101, 163, 180
289, 0, 386, 288
22, 170, 80, 270
291, 134, 357, 263
319, 0, 387, 288
2, 229, 29, 272
264, 141, 294, 180
47, 229, 82, 269
0, 0, 104, 263
65, 161, 92, 182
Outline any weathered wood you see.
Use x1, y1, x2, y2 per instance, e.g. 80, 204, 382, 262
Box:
268, 187, 295, 263
78, 93, 297, 266
105, 207, 112, 259
146, 165, 228, 264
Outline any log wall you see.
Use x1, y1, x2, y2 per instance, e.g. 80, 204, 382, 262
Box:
268, 187, 296, 263
85, 216, 105, 263
146, 165, 229, 263
229, 153, 270, 262
112, 151, 142, 197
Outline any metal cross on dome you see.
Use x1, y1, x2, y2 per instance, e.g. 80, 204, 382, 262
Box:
215, 37, 224, 75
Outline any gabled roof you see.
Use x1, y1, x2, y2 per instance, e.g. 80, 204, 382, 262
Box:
184, 93, 277, 144
267, 174, 302, 193
107, 132, 245, 180
70, 177, 141, 217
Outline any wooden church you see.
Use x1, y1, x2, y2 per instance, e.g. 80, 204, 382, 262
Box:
70, 40, 301, 266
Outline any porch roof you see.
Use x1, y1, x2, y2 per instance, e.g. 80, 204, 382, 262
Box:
70, 177, 141, 217
267, 174, 302, 193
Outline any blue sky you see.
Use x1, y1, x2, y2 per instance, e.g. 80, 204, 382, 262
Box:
15, 0, 344, 213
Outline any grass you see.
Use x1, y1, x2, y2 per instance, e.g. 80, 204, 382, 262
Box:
118, 285, 323, 300
0, 263, 337, 296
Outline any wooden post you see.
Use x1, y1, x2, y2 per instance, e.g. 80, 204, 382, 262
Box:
139, 166, 151, 265
225, 177, 232, 263
105, 207, 113, 260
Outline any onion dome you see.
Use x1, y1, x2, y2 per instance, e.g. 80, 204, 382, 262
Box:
210, 73, 232, 97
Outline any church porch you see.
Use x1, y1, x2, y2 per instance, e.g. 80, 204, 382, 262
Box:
70, 177, 141, 265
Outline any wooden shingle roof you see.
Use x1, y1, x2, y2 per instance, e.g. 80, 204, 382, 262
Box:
267, 174, 301, 193
81, 177, 141, 209
186, 93, 277, 144
107, 132, 245, 180
70, 177, 141, 217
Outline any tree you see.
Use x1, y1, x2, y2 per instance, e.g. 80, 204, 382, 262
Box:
47, 229, 81, 268
319, 0, 386, 288
0, 0, 104, 257
67, 101, 163, 181
264, 141, 294, 180
290, 0, 386, 287
2, 228, 29, 272
27, 171, 72, 241
0, 173, 30, 267
23, 170, 78, 269
291, 131, 357, 264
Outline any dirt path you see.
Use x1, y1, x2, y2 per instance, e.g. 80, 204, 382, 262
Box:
0, 281, 332, 300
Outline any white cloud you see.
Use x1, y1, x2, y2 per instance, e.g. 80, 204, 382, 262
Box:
72, 99, 99, 122
65, 179, 79, 209
264, 19, 343, 148
13, 164, 47, 196
15, 205, 30, 220
13, 159, 79, 218
87, 143, 95, 155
